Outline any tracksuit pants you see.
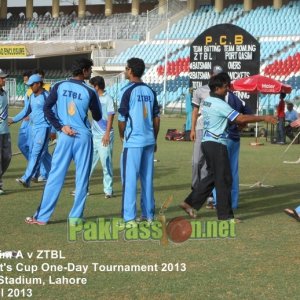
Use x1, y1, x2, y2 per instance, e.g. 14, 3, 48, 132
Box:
213, 139, 240, 209
121, 145, 155, 222
277, 117, 285, 143
90, 131, 114, 195
21, 127, 51, 185
192, 129, 208, 189
19, 121, 51, 180
0, 133, 11, 188
18, 120, 30, 160
34, 132, 93, 223
185, 141, 234, 220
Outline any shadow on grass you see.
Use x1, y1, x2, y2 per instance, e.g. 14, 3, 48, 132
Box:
236, 183, 300, 220
26, 182, 300, 226
167, 183, 300, 220
4, 184, 48, 194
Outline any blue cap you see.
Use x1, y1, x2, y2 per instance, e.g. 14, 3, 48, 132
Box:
27, 74, 42, 86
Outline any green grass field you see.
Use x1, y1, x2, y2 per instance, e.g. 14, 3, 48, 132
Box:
0, 109, 299, 299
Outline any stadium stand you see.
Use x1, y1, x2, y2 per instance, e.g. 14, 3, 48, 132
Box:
101, 1, 299, 110
0, 0, 299, 111
234, 1, 300, 37
155, 4, 244, 40
0, 1, 184, 42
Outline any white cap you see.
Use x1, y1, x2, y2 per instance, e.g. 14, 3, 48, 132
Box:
0, 69, 8, 78
212, 65, 223, 75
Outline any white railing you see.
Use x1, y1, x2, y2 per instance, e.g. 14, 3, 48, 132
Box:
5, 78, 17, 105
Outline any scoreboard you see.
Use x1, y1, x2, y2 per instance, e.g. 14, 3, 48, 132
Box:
190, 23, 260, 111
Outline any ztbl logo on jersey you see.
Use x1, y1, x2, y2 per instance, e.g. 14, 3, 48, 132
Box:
68, 101, 76, 116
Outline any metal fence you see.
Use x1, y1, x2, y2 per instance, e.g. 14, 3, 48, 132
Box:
6, 78, 68, 106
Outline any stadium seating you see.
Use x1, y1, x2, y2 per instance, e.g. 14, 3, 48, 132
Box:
0, 10, 167, 41
155, 4, 244, 40
107, 41, 188, 65
233, 1, 300, 37
102, 1, 299, 108
1, 1, 300, 110
260, 41, 293, 61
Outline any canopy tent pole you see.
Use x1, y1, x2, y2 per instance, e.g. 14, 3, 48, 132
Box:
251, 93, 264, 146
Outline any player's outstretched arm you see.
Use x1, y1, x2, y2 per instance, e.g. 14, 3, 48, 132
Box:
234, 114, 277, 125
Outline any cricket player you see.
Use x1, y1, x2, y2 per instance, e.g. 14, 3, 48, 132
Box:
32, 68, 53, 181
89, 76, 115, 198
17, 71, 32, 161
9, 74, 51, 188
15, 70, 51, 182
118, 57, 160, 225
25, 58, 102, 225
0, 69, 12, 194
180, 73, 277, 221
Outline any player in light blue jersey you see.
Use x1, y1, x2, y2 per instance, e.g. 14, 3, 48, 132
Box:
0, 69, 12, 194
211, 72, 253, 210
71, 76, 115, 197
180, 74, 277, 221
9, 74, 51, 188
32, 68, 54, 182
17, 71, 32, 161
14, 70, 51, 182
25, 58, 102, 225
118, 58, 160, 225
89, 76, 115, 198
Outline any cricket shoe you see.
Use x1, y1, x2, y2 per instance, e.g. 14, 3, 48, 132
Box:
206, 197, 216, 209
136, 216, 154, 225
228, 218, 242, 224
37, 176, 47, 182
32, 176, 47, 183
16, 178, 30, 188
